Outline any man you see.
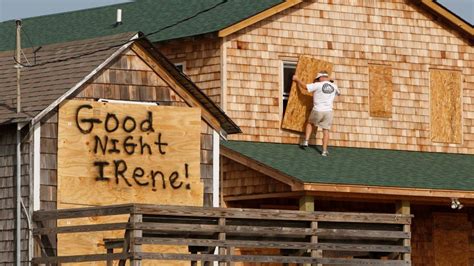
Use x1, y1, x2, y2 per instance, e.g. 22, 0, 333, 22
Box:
293, 71, 339, 156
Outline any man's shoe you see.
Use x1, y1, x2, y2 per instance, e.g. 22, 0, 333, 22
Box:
300, 140, 309, 148
321, 150, 329, 157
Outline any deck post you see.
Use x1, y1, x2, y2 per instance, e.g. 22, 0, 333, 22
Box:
299, 195, 321, 266
130, 213, 143, 266
396, 200, 411, 264
218, 217, 227, 266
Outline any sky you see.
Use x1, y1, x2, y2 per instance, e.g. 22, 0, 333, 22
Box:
0, 0, 473, 24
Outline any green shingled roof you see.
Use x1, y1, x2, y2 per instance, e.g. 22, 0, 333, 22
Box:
222, 141, 474, 191
0, 0, 283, 51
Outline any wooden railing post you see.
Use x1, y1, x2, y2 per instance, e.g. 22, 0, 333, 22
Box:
218, 217, 227, 266
130, 213, 143, 266
299, 195, 320, 266
396, 200, 411, 264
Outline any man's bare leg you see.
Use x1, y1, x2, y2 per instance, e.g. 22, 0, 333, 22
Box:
301, 123, 316, 147
322, 129, 329, 155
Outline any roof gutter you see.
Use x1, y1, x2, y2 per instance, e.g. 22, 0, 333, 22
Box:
30, 33, 139, 127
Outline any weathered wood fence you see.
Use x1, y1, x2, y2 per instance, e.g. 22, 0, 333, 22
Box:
33, 204, 411, 265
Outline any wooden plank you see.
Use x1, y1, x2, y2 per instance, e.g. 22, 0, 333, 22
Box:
32, 253, 130, 264
218, 0, 303, 37
317, 228, 410, 239
281, 56, 333, 132
396, 201, 411, 262
369, 64, 393, 118
33, 204, 134, 221
130, 214, 143, 266
135, 237, 408, 252
33, 222, 128, 235
304, 183, 474, 200
218, 217, 226, 266
58, 100, 203, 207
136, 222, 314, 236
430, 69, 462, 143
136, 253, 409, 265
433, 213, 470, 266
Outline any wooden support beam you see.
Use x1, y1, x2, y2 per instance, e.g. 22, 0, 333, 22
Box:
396, 201, 411, 263
218, 217, 226, 266
130, 214, 143, 266
299, 195, 315, 212
299, 195, 316, 266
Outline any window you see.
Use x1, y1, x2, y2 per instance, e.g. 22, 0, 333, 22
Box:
368, 64, 393, 118
282, 62, 297, 114
430, 69, 462, 143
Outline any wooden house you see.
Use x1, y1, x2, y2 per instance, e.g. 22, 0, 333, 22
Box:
0, 0, 473, 265
0, 32, 241, 264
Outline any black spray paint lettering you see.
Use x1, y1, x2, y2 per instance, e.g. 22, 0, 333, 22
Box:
76, 104, 155, 134
92, 160, 192, 191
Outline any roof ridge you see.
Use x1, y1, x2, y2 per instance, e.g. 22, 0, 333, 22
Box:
0, 0, 134, 24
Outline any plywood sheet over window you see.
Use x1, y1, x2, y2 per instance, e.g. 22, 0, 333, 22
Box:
430, 69, 462, 143
433, 213, 470, 266
368, 64, 392, 118
282, 56, 333, 132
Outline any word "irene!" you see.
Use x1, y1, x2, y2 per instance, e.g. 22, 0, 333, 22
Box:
75, 104, 192, 190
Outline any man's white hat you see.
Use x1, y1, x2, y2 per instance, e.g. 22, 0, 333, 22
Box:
315, 72, 329, 80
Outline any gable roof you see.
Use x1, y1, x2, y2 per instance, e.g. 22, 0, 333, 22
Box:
0, 0, 472, 52
0, 0, 284, 51
0, 32, 241, 134
222, 141, 474, 195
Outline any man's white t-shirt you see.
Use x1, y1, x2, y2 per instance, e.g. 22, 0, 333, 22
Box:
306, 81, 339, 112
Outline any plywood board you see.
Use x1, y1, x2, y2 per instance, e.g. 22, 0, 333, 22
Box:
282, 56, 333, 132
430, 69, 462, 143
369, 65, 393, 118
433, 213, 470, 266
57, 99, 203, 264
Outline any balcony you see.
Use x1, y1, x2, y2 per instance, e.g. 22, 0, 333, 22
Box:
33, 204, 411, 265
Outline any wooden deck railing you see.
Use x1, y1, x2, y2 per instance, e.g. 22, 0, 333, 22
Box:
32, 204, 411, 265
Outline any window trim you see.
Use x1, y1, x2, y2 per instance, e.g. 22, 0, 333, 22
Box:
280, 61, 297, 121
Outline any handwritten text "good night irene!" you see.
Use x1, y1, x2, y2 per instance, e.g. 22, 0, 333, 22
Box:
75, 104, 193, 191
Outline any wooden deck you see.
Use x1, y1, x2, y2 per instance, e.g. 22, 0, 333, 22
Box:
32, 204, 412, 265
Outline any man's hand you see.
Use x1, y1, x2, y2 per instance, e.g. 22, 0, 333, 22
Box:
292, 75, 305, 90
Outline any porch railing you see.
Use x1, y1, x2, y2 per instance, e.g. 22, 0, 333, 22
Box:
33, 203, 411, 265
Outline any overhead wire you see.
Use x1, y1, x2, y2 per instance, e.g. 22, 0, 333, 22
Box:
13, 0, 228, 68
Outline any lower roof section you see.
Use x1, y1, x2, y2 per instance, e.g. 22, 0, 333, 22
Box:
221, 140, 474, 192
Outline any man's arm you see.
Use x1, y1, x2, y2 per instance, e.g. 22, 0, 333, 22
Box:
292, 75, 307, 91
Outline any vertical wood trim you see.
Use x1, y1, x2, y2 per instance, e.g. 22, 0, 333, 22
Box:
33, 122, 41, 211
299, 195, 314, 212
218, 217, 226, 266
130, 213, 143, 266
213, 130, 220, 208
396, 200, 411, 262
220, 36, 228, 112
299, 195, 315, 266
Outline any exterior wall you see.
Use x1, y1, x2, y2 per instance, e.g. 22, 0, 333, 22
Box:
223, 0, 474, 154
74, 48, 216, 206
411, 205, 474, 266
222, 157, 291, 197
156, 37, 222, 105
0, 124, 30, 265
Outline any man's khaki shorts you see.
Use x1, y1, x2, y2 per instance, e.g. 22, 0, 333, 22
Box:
308, 110, 333, 130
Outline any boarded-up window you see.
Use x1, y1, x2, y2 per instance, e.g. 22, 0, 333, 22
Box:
430, 69, 462, 143
369, 65, 392, 118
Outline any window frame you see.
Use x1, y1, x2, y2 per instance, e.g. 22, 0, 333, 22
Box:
280, 61, 297, 121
